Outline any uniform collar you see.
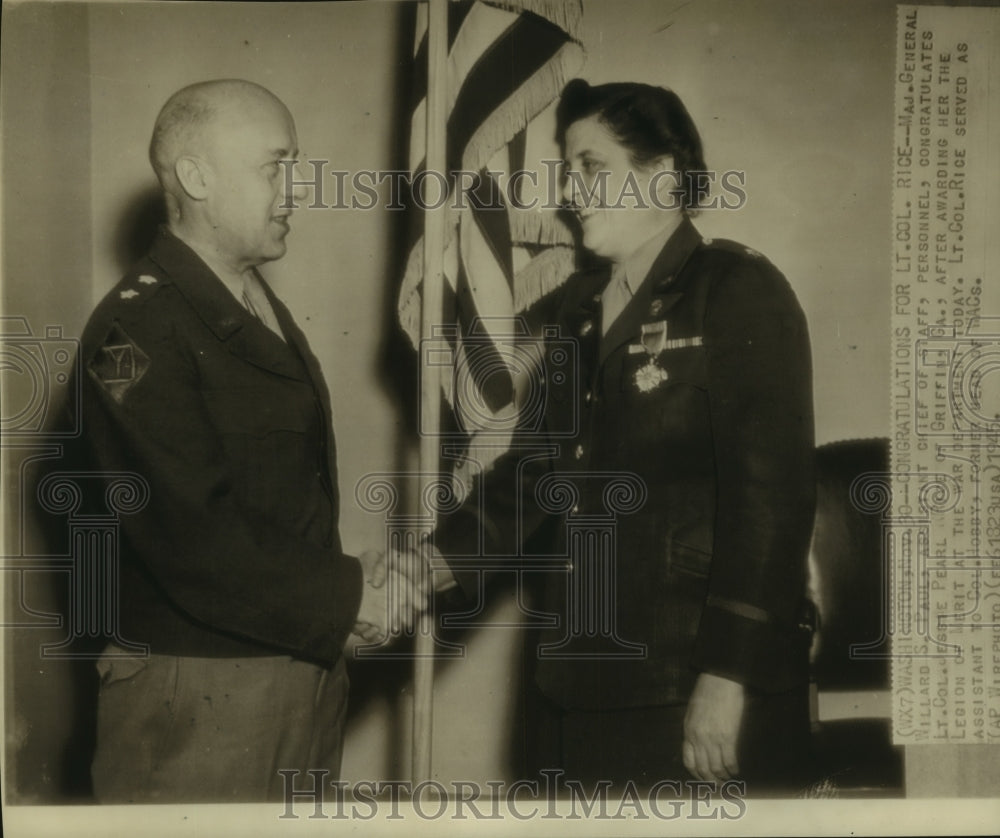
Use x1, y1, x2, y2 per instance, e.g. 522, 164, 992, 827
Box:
619, 216, 683, 294
148, 226, 248, 341
598, 216, 703, 364
644, 214, 703, 293
147, 226, 307, 381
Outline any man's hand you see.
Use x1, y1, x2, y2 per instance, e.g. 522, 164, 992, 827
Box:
358, 549, 386, 588
389, 540, 457, 594
682, 672, 746, 782
352, 549, 431, 643
352, 550, 386, 643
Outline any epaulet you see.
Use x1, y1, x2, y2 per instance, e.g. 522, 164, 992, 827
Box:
699, 237, 767, 261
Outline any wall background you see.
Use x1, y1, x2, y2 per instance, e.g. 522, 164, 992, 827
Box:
3, 0, 894, 801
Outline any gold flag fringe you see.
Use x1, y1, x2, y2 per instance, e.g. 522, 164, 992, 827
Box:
509, 206, 575, 247
398, 208, 462, 349
513, 245, 576, 312
461, 41, 584, 175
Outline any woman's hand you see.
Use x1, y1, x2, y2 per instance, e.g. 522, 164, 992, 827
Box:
682, 672, 746, 782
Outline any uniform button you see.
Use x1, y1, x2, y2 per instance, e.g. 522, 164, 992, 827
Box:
571, 504, 579, 514
584, 390, 592, 404
574, 444, 584, 459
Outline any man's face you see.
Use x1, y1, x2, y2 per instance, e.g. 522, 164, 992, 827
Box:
202, 99, 300, 271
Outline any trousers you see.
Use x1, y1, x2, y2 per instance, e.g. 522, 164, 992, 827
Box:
91, 644, 349, 803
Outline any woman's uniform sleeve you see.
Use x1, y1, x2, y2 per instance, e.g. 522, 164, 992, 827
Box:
690, 253, 816, 692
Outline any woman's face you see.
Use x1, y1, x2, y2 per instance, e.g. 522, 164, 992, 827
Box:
562, 115, 676, 264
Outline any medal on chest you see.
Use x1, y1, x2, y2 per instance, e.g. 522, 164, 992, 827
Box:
634, 320, 669, 393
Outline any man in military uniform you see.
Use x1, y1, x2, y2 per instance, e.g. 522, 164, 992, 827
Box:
77, 79, 415, 802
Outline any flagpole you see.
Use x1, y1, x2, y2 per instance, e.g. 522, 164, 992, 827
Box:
414, 0, 448, 785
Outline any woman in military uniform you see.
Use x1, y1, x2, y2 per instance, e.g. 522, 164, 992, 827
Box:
434, 79, 816, 794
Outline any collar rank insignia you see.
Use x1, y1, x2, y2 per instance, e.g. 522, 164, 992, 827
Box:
87, 323, 150, 404
120, 289, 139, 300
138, 274, 158, 285
649, 299, 664, 316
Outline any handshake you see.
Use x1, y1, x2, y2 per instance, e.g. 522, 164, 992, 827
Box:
351, 543, 453, 643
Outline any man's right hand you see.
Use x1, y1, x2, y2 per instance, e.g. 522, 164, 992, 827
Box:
352, 565, 430, 643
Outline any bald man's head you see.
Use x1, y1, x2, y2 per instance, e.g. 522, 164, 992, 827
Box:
148, 79, 287, 194
149, 79, 303, 273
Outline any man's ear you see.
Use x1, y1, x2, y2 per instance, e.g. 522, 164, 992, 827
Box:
174, 155, 210, 201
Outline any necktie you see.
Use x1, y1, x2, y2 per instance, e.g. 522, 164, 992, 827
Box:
602, 264, 632, 335
241, 274, 285, 341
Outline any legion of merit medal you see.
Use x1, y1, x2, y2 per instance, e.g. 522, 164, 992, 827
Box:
635, 321, 669, 393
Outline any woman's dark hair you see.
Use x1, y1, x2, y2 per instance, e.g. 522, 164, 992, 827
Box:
556, 79, 708, 212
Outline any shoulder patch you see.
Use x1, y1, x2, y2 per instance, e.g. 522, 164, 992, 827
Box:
86, 322, 150, 403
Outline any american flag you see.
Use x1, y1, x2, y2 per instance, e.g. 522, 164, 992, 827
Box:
398, 0, 584, 475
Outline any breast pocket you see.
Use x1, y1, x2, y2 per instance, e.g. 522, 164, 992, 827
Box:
614, 349, 710, 452
205, 385, 314, 435
619, 342, 708, 397
204, 385, 320, 513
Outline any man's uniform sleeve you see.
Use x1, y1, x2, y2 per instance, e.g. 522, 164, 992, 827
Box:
80, 306, 363, 665
690, 255, 816, 692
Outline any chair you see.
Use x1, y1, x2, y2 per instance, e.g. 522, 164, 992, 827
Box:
806, 437, 904, 797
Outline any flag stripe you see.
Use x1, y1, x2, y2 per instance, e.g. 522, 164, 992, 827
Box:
457, 173, 518, 415
455, 278, 515, 413
410, 2, 509, 171
410, 0, 474, 103
467, 173, 514, 282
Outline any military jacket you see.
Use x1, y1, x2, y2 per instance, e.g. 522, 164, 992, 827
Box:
435, 217, 816, 709
76, 227, 362, 666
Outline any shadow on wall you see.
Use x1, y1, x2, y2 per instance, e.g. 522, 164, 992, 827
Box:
111, 185, 166, 274
5, 389, 102, 803
6, 182, 162, 803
